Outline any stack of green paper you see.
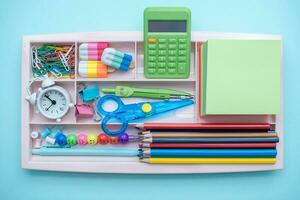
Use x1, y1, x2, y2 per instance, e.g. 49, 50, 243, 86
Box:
200, 40, 281, 115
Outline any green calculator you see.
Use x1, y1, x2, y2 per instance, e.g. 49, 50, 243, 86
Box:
144, 7, 191, 79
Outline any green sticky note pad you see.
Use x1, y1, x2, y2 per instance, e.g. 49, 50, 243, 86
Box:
201, 40, 281, 115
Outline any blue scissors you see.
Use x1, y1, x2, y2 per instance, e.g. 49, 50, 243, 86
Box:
97, 95, 194, 136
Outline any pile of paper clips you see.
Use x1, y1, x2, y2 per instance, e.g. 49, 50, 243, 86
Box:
31, 44, 75, 78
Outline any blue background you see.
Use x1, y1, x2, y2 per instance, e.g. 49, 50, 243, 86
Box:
0, 0, 299, 199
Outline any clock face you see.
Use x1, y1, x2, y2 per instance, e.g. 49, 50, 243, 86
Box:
37, 87, 70, 119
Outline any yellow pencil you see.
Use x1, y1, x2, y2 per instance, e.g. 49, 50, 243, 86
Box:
141, 158, 276, 164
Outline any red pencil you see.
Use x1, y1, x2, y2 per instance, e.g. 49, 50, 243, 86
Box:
136, 123, 271, 130
139, 143, 276, 149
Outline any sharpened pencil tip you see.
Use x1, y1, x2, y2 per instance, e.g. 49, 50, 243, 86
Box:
135, 123, 144, 129
142, 138, 152, 143
140, 158, 149, 163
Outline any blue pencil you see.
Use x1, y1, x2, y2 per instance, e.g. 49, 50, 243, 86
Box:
143, 137, 279, 143
32, 147, 139, 157
142, 149, 277, 158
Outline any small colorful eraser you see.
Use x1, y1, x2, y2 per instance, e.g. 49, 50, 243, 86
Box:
32, 139, 42, 148
98, 133, 109, 145
118, 133, 129, 144
79, 42, 109, 51
101, 48, 133, 71
41, 128, 51, 139
87, 133, 98, 145
31, 131, 39, 139
67, 134, 77, 146
77, 133, 87, 145
109, 136, 119, 144
78, 61, 108, 78
55, 133, 67, 146
45, 136, 56, 145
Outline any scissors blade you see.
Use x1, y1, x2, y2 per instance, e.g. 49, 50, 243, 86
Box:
152, 99, 194, 114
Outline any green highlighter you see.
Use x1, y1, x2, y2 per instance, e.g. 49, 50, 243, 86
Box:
102, 86, 193, 99
144, 7, 191, 79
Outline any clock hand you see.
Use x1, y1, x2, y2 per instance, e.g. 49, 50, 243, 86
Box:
45, 95, 57, 111
45, 94, 56, 104
46, 103, 54, 111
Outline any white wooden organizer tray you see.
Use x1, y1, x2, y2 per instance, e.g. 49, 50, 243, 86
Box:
21, 32, 284, 174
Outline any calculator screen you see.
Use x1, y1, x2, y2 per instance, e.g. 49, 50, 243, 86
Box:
148, 20, 186, 32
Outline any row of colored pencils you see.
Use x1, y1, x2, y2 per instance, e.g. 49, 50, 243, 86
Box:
136, 123, 279, 164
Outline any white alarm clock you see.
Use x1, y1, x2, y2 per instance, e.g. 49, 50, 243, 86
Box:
26, 77, 73, 122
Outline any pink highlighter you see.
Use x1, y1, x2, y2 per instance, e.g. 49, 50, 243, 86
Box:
79, 42, 109, 60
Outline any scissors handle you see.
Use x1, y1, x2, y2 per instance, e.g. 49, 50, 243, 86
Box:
97, 95, 128, 136
101, 115, 128, 137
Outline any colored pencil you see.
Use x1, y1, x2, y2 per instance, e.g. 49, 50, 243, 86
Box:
140, 143, 277, 149
136, 123, 271, 130
142, 137, 279, 143
32, 147, 139, 156
142, 149, 277, 158
140, 157, 276, 164
141, 132, 277, 138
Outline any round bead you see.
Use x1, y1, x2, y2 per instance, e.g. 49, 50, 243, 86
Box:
87, 133, 98, 145
77, 133, 87, 145
98, 133, 109, 145
55, 133, 67, 146
67, 134, 77, 146
31, 131, 39, 139
141, 103, 152, 113
109, 136, 119, 144
118, 133, 129, 144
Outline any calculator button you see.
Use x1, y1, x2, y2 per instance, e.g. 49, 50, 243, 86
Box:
168, 44, 177, 49
179, 38, 187, 43
178, 56, 186, 62
158, 56, 166, 62
158, 38, 167, 43
179, 44, 186, 49
149, 56, 156, 62
157, 62, 166, 68
168, 38, 177, 43
148, 38, 157, 43
158, 68, 166, 74
178, 50, 186, 56
168, 62, 176, 68
149, 50, 156, 55
158, 44, 167, 49
148, 62, 156, 68
148, 44, 156, 49
167, 68, 177, 74
148, 68, 156, 74
168, 50, 177, 55
158, 50, 166, 55
168, 56, 176, 62
178, 63, 186, 73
